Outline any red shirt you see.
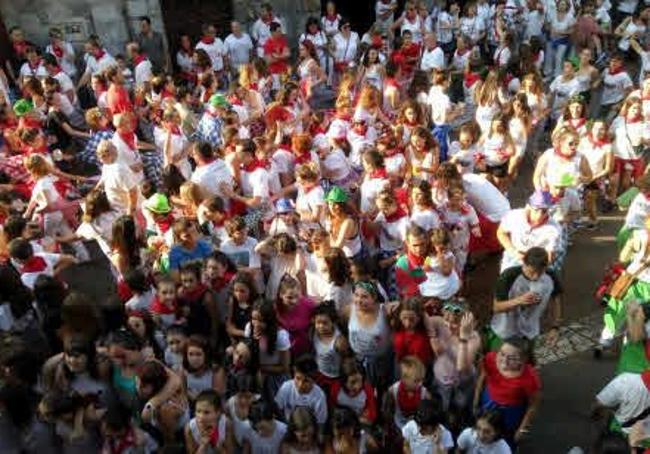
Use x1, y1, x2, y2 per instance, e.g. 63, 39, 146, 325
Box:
106, 83, 134, 116
264, 36, 289, 74
393, 329, 432, 365
483, 351, 541, 406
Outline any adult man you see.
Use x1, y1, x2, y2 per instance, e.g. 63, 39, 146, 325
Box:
77, 36, 116, 90
190, 141, 233, 201
252, 3, 285, 58
192, 93, 229, 148
489, 247, 562, 350
420, 33, 445, 72
224, 21, 254, 75
136, 16, 168, 72
264, 22, 290, 90
42, 53, 77, 105
126, 42, 154, 91
195, 24, 226, 74
395, 225, 430, 298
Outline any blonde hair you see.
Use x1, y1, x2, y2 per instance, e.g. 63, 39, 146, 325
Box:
113, 112, 134, 130
85, 107, 105, 131
96, 139, 116, 160
23, 154, 50, 177
296, 163, 319, 182
179, 181, 204, 207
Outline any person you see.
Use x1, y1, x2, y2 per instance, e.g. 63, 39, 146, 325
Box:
136, 16, 168, 72
281, 406, 321, 454
457, 410, 512, 453
241, 400, 287, 453
401, 399, 455, 453
96, 140, 142, 217
77, 36, 117, 90
252, 3, 285, 58
184, 389, 234, 452
275, 355, 328, 428
168, 218, 213, 279
328, 358, 378, 425
225, 21, 254, 76
196, 23, 226, 75
126, 42, 153, 91
8, 238, 75, 290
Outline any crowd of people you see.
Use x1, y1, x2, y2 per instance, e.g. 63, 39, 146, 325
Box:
2, 0, 650, 452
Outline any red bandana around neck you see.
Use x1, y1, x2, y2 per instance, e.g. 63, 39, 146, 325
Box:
627, 115, 643, 124
407, 250, 426, 269
180, 283, 208, 302
294, 152, 312, 166
151, 296, 176, 315
212, 271, 235, 292
155, 214, 175, 233
93, 48, 106, 60
107, 427, 136, 454
51, 44, 64, 58
553, 147, 574, 160
167, 125, 181, 136
201, 36, 215, 45
133, 54, 147, 66
465, 72, 482, 88
384, 206, 408, 223
369, 168, 388, 180
20, 255, 48, 273
325, 14, 338, 22
609, 66, 624, 76
242, 158, 269, 173
526, 211, 549, 228
209, 426, 220, 447
397, 382, 422, 416
118, 130, 137, 150
28, 59, 41, 72
589, 134, 610, 147
569, 118, 586, 129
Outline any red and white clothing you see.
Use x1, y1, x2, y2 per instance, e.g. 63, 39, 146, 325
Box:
420, 46, 446, 72
251, 16, 285, 57
360, 171, 390, 213
100, 161, 142, 215
187, 415, 227, 451
388, 382, 428, 429
13, 252, 62, 289
83, 49, 117, 76
493, 45, 512, 68
333, 32, 360, 70
153, 127, 192, 179
400, 14, 424, 43
440, 203, 480, 273
296, 185, 326, 230
19, 60, 47, 80
601, 69, 633, 106
195, 37, 226, 72
480, 135, 512, 167
375, 209, 410, 253
329, 381, 378, 423
45, 41, 77, 77
112, 132, 144, 184
133, 55, 154, 89
410, 207, 441, 232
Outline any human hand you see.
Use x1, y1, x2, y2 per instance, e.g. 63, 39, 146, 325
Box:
518, 292, 540, 306
459, 312, 475, 340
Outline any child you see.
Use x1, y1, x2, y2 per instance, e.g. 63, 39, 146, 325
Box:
360, 149, 391, 214
439, 185, 480, 274
241, 402, 288, 453
281, 407, 321, 453
377, 130, 407, 186
329, 358, 378, 425
182, 335, 226, 403
267, 198, 298, 237
164, 323, 188, 370
184, 389, 234, 453
477, 114, 516, 191
226, 374, 261, 448
101, 401, 159, 453
449, 124, 479, 175
123, 267, 155, 312
420, 228, 461, 301
392, 298, 433, 367
226, 339, 257, 395
275, 355, 328, 428
548, 173, 582, 231
220, 216, 263, 292
226, 272, 258, 343
198, 195, 230, 246
8, 238, 75, 290
150, 276, 180, 330
373, 189, 410, 299
385, 356, 431, 433
409, 180, 441, 233
143, 192, 175, 246
178, 261, 218, 342
401, 399, 455, 453
255, 233, 306, 300
204, 251, 237, 328
275, 275, 315, 357
457, 410, 512, 454
312, 302, 349, 391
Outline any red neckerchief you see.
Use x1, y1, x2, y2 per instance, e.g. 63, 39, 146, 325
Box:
155, 214, 175, 233
242, 158, 269, 172
19, 116, 42, 130
526, 211, 549, 228
642, 370, 650, 391
51, 44, 64, 58
397, 381, 422, 416
212, 271, 235, 292
19, 255, 48, 273
229, 95, 244, 106
294, 152, 312, 166
589, 134, 610, 147
533, 51, 541, 62
553, 147, 574, 161
181, 46, 194, 58
51, 65, 63, 76
383, 146, 403, 157
352, 123, 368, 136
569, 118, 586, 129
464, 72, 481, 88
13, 40, 28, 58
118, 130, 137, 150
107, 427, 137, 454
180, 283, 208, 302
133, 54, 147, 66
93, 48, 106, 60
384, 206, 408, 223
205, 106, 220, 118
325, 14, 338, 22
371, 35, 383, 49
627, 115, 643, 124
151, 296, 176, 315
368, 168, 388, 180
249, 82, 258, 90
309, 124, 327, 136
456, 48, 470, 57
336, 112, 352, 122
201, 36, 215, 45
608, 65, 625, 76
209, 426, 220, 447
385, 77, 399, 89
162, 88, 175, 100
407, 251, 426, 269
166, 125, 181, 135
262, 15, 273, 25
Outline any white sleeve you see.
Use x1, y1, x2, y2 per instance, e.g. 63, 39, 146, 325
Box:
498, 211, 515, 233
439, 425, 455, 449
314, 391, 328, 424
274, 381, 289, 412
252, 172, 270, 198
456, 428, 473, 449
276, 329, 291, 351
596, 375, 625, 408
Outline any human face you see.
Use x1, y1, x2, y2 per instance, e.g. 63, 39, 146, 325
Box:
580, 48, 592, 64
628, 103, 642, 120
280, 286, 300, 309
180, 35, 191, 50
167, 333, 186, 354
592, 122, 606, 140
231, 21, 241, 35
195, 401, 218, 430
560, 135, 578, 156
476, 418, 498, 444
64, 350, 88, 374
411, 134, 426, 150
127, 316, 146, 338
368, 48, 379, 64
314, 314, 334, 336
10, 28, 24, 43
187, 345, 206, 370
491, 119, 505, 135
294, 371, 314, 394
377, 199, 397, 216
205, 258, 225, 280
251, 310, 265, 337
308, 22, 319, 34
233, 342, 251, 367
157, 282, 176, 306
180, 271, 199, 291
140, 20, 151, 34
399, 309, 419, 331
562, 61, 574, 77
407, 233, 428, 257
400, 373, 423, 390
442, 308, 462, 333
295, 425, 314, 445
205, 25, 216, 38
179, 225, 199, 246
405, 107, 417, 124
568, 102, 583, 119
326, 1, 336, 15
497, 343, 524, 372
353, 286, 376, 312
345, 373, 364, 395
229, 228, 247, 245
233, 282, 251, 305
522, 263, 543, 281
411, 187, 428, 206
459, 131, 473, 148
527, 206, 548, 225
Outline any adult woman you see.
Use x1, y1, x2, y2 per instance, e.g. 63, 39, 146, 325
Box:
296, 40, 327, 106
474, 71, 502, 136
409, 180, 441, 233
534, 128, 591, 191
332, 19, 359, 86
519, 72, 549, 129
574, 48, 600, 103
548, 60, 580, 121
343, 281, 394, 398
326, 186, 363, 260
176, 34, 196, 86
299, 17, 329, 76
406, 127, 439, 183
544, 0, 576, 78
392, 1, 426, 44
110, 215, 142, 283
579, 120, 614, 226
507, 93, 532, 175
552, 95, 588, 138
359, 47, 385, 91
474, 337, 541, 446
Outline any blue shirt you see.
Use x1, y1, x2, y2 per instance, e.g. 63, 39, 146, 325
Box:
192, 113, 223, 148
169, 239, 213, 270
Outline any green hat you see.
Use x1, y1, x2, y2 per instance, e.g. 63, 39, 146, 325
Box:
144, 193, 172, 214
13, 99, 33, 117
568, 56, 580, 70
208, 93, 230, 109
326, 186, 348, 203
553, 173, 576, 188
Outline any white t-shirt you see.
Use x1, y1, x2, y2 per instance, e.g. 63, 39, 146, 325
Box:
596, 373, 650, 431
240, 167, 271, 200
428, 85, 452, 125
221, 237, 261, 269
457, 428, 512, 454
153, 127, 192, 179
499, 208, 562, 257
224, 33, 254, 67
275, 380, 328, 424
111, 133, 144, 184
15, 252, 61, 289
19, 62, 48, 80
421, 47, 446, 72
241, 420, 287, 454
549, 75, 580, 118
195, 38, 226, 71
333, 32, 360, 63
296, 185, 325, 230
601, 70, 633, 106
244, 324, 290, 365
411, 208, 441, 232
436, 11, 454, 44
360, 176, 390, 213
462, 174, 511, 222
133, 59, 153, 89
401, 421, 454, 453
190, 159, 234, 199
99, 162, 141, 215
84, 51, 117, 76
375, 212, 409, 252
624, 193, 650, 230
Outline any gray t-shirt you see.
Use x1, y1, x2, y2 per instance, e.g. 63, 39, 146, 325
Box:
137, 31, 165, 71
